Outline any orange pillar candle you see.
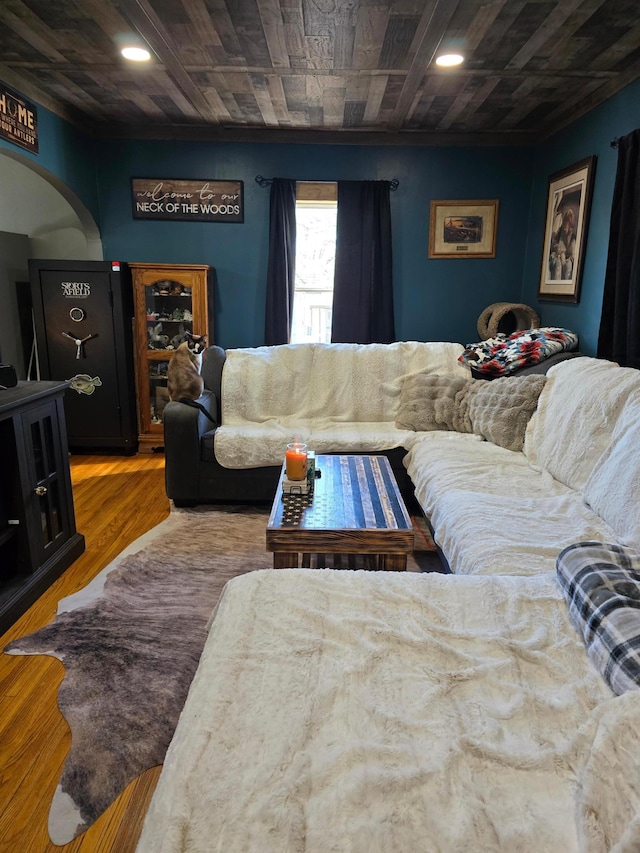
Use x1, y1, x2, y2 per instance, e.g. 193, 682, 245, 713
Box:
285, 442, 308, 480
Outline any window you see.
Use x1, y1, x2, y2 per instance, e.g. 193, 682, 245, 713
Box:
290, 182, 337, 344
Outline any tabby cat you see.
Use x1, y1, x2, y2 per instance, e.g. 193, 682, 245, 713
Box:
167, 333, 207, 402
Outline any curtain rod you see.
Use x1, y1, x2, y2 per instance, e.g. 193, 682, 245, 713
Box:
255, 175, 399, 190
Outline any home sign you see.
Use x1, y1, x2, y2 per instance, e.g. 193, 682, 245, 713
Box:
131, 178, 244, 223
0, 84, 38, 153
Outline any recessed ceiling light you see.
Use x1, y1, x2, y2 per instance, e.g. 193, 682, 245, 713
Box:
435, 54, 464, 67
121, 46, 151, 62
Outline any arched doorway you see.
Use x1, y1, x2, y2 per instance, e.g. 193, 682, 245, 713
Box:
0, 150, 103, 377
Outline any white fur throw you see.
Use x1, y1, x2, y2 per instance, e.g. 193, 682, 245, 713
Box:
215, 341, 469, 468
584, 387, 640, 549
524, 357, 640, 493
137, 569, 625, 853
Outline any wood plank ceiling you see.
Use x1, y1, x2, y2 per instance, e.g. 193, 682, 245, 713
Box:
0, 0, 639, 146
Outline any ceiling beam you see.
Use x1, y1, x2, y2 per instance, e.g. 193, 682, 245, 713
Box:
98, 120, 535, 147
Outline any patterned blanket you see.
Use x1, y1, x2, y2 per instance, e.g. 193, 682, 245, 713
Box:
459, 327, 578, 376
557, 540, 640, 695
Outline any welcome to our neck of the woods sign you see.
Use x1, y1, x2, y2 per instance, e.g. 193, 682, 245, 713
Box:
0, 85, 38, 153
131, 178, 244, 223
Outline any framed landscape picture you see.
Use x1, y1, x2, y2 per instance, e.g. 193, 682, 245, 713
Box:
538, 156, 596, 302
428, 199, 499, 258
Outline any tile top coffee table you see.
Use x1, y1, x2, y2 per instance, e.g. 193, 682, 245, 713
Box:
266, 454, 413, 570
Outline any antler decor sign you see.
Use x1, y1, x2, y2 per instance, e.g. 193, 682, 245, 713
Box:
0, 84, 38, 153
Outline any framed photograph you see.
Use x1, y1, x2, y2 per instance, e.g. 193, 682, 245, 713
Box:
428, 199, 499, 258
538, 156, 596, 302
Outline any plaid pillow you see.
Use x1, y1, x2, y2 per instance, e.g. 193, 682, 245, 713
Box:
556, 541, 640, 695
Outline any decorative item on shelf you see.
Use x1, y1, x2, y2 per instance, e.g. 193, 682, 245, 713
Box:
170, 282, 184, 296
168, 325, 188, 349
172, 308, 184, 320
156, 280, 172, 295
147, 322, 169, 350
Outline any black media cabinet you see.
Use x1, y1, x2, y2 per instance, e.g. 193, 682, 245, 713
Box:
0, 381, 85, 635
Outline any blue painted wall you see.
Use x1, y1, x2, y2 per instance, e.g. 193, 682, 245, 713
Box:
0, 102, 100, 221
521, 77, 640, 356
95, 138, 534, 349
8, 76, 639, 354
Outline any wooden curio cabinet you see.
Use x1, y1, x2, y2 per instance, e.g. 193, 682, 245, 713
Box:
129, 263, 215, 453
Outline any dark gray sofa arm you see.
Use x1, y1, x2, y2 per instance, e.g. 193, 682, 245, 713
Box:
164, 390, 219, 501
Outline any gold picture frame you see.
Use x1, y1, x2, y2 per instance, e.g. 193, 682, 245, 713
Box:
428, 199, 499, 258
538, 156, 596, 303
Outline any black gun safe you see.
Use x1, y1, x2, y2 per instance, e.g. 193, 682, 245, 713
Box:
28, 260, 137, 452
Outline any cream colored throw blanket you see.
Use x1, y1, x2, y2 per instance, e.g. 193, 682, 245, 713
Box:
137, 570, 640, 853
214, 341, 468, 467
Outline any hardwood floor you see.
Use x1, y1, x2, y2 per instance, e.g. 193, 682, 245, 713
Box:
0, 453, 170, 853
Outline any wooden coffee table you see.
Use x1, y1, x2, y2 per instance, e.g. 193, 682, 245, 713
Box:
266, 454, 413, 570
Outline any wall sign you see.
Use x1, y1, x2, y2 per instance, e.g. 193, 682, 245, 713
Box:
0, 84, 38, 153
131, 178, 244, 223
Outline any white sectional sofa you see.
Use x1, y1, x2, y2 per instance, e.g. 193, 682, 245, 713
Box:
163, 340, 469, 505
164, 341, 639, 580
405, 356, 640, 575
143, 348, 640, 853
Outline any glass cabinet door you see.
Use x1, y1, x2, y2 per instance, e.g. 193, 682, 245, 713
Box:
145, 279, 194, 427
130, 262, 214, 453
20, 401, 71, 569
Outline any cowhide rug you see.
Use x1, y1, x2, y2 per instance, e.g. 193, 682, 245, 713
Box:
3, 504, 442, 844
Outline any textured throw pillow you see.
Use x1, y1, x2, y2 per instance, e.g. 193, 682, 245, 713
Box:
557, 541, 640, 695
467, 374, 546, 452
395, 374, 472, 432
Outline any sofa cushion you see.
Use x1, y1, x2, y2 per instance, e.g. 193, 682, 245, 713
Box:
524, 357, 640, 493
395, 374, 472, 433
584, 388, 640, 549
467, 374, 546, 452
395, 373, 545, 452
405, 432, 619, 576
557, 540, 640, 695
215, 422, 419, 469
